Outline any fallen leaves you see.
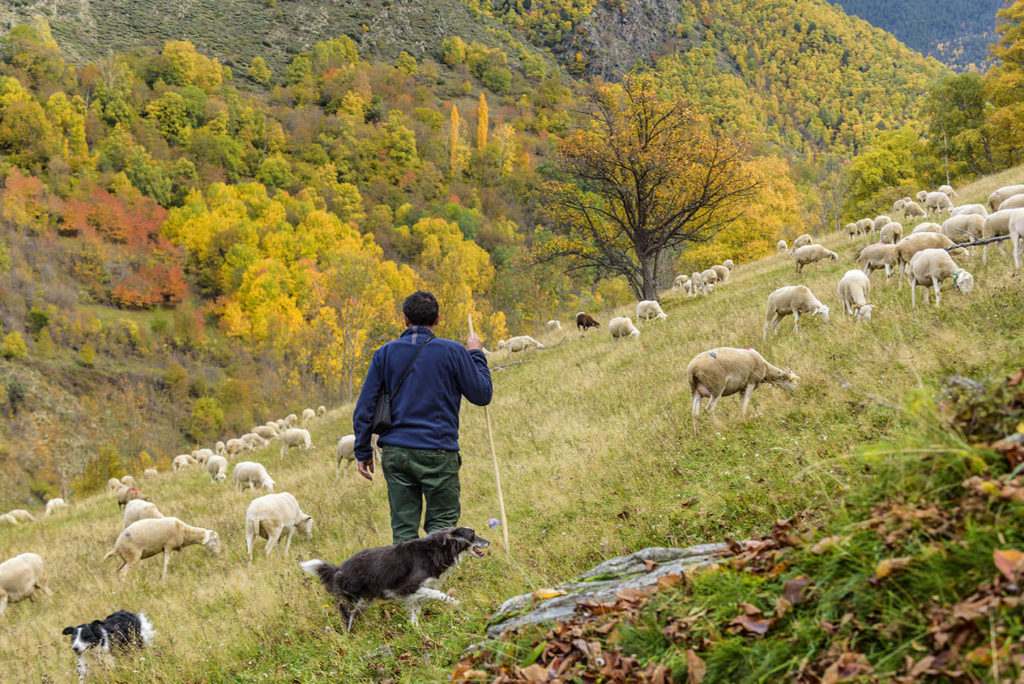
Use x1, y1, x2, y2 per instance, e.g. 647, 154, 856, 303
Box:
868, 557, 912, 585
685, 649, 706, 684
993, 548, 1024, 582
821, 651, 873, 683
728, 603, 775, 637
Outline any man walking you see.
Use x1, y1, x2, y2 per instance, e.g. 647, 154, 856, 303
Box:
353, 291, 492, 543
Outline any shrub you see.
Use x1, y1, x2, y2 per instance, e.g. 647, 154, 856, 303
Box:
78, 343, 95, 367
1, 331, 28, 359
187, 396, 224, 443
26, 308, 49, 335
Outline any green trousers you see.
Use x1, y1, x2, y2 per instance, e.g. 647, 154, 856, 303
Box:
381, 445, 461, 543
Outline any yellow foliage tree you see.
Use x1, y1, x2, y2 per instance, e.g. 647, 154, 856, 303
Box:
477, 93, 488, 151
449, 104, 461, 175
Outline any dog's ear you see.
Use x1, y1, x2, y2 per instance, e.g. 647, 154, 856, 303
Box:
62, 626, 76, 635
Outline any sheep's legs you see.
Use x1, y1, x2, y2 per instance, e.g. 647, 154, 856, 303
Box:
932, 276, 941, 308
691, 392, 702, 433
792, 311, 800, 335
35, 580, 53, 596
161, 550, 171, 580
264, 527, 284, 557
283, 527, 296, 556
910, 280, 917, 308
739, 384, 755, 419
0, 595, 7, 616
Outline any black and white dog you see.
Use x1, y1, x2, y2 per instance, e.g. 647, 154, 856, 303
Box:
301, 526, 490, 630
62, 610, 155, 681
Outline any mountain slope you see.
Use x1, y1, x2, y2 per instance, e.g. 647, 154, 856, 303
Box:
832, 0, 1003, 71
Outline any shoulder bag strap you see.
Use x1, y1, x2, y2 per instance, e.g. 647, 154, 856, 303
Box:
390, 337, 432, 397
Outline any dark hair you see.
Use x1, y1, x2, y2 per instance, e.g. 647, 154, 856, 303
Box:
403, 291, 439, 326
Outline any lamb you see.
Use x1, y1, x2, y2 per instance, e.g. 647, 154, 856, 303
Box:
982, 210, 1017, 264
172, 454, 196, 471
234, 461, 275, 492
636, 300, 668, 322
192, 448, 214, 465
998, 194, 1024, 211
104, 517, 221, 580
723, 259, 735, 270
244, 492, 313, 562
143, 468, 158, 479
206, 455, 228, 482
544, 319, 562, 332
894, 233, 966, 287
576, 312, 600, 334
911, 222, 942, 235
790, 244, 838, 273
988, 184, 1024, 212
901, 201, 926, 220
856, 243, 899, 278
777, 239, 788, 253
7, 509, 37, 523
837, 269, 874, 321
503, 335, 544, 352
873, 215, 892, 232
44, 498, 69, 517
686, 347, 798, 432
763, 285, 830, 338
879, 222, 902, 244
942, 213, 984, 245
317, 405, 327, 416
115, 486, 149, 510
711, 264, 730, 283
302, 408, 316, 423
791, 233, 813, 250
924, 191, 954, 217
608, 317, 640, 339
253, 425, 278, 441
1009, 209, 1024, 270
123, 500, 164, 528
120, 475, 138, 489
0, 553, 53, 616
673, 274, 690, 289
906, 248, 975, 308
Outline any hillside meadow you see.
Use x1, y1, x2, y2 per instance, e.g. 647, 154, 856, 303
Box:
2, 172, 1023, 681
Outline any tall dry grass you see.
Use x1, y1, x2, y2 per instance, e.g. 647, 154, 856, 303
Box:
2, 167, 1023, 681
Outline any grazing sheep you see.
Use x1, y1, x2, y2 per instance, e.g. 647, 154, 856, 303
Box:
7, 509, 36, 523
673, 274, 690, 289
0, 553, 53, 616
253, 425, 278, 441
335, 434, 381, 477
123, 500, 164, 528
845, 222, 859, 241
701, 268, 719, 290
225, 438, 248, 456
901, 201, 926, 220
207, 455, 228, 482
318, 406, 328, 417
503, 335, 544, 352
241, 433, 269, 450
689, 271, 705, 296
1010, 209, 1024, 270
873, 216, 892, 232
857, 243, 899, 278
777, 239, 788, 253
790, 244, 838, 273
116, 487, 149, 510
120, 475, 137, 489
192, 448, 214, 465
711, 264, 730, 283
143, 468, 158, 479
104, 517, 221, 580
285, 413, 299, 427
764, 285, 830, 338
857, 218, 875, 236
172, 454, 196, 471
837, 270, 874, 321
895, 233, 965, 287
107, 478, 122, 493
950, 204, 989, 218
942, 213, 984, 245
686, 347, 798, 432
215, 441, 226, 455
244, 492, 314, 562
924, 191, 954, 217
302, 408, 316, 423
636, 300, 668, 322
998, 195, 1024, 211
544, 319, 562, 332
791, 233, 813, 250
576, 312, 600, 334
938, 184, 958, 200
0, 513, 17, 525
917, 190, 928, 202
988, 185, 1024, 212
608, 317, 640, 339
879, 222, 903, 244
982, 210, 1017, 264
892, 198, 906, 214
44, 498, 68, 517
723, 259, 735, 270
906, 248, 975, 308
911, 222, 942, 235
234, 461, 275, 493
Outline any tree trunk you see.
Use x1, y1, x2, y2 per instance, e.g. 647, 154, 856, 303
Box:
640, 254, 659, 301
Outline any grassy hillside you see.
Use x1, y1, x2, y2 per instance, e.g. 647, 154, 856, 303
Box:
2, 168, 1022, 681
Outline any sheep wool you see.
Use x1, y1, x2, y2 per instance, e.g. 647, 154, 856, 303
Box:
104, 517, 221, 580
790, 244, 838, 273
278, 428, 313, 459
941, 214, 983, 246
636, 300, 668, 322
504, 335, 544, 352
764, 285, 830, 338
950, 204, 988, 219
910, 222, 942, 235
0, 553, 53, 616
685, 347, 798, 432
302, 408, 316, 423
791, 234, 813, 250
879, 222, 902, 244
123, 500, 164, 528
906, 248, 975, 308
982, 209, 1018, 265
207, 455, 229, 482
894, 233, 965, 287
234, 461, 276, 492
608, 317, 640, 339
44, 498, 68, 517
988, 184, 1024, 212
7, 509, 36, 523
244, 492, 314, 562
837, 269, 874, 321
856, 243, 898, 278
1010, 209, 1024, 270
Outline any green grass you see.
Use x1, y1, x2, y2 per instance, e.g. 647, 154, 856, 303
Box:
2, 170, 1024, 681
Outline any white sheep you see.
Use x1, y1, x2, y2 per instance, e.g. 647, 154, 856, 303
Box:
115, 486, 149, 510
123, 500, 164, 528
608, 317, 640, 339
982, 210, 1017, 264
711, 264, 730, 283
998, 194, 1024, 211
791, 233, 813, 250
225, 438, 248, 456
44, 498, 68, 517
104, 517, 221, 580
1009, 209, 1024, 270
892, 198, 906, 214
317, 405, 327, 416
172, 454, 196, 471
857, 218, 875, 236
244, 492, 313, 562
950, 204, 988, 218
901, 201, 926, 220
241, 433, 269, 450
938, 184, 958, 201
234, 461, 275, 492
673, 274, 690, 289
0, 513, 16, 525
335, 434, 381, 477
285, 413, 299, 427
764, 285, 830, 338
700, 268, 719, 290
192, 448, 214, 466
856, 243, 899, 278
253, 425, 279, 441
215, 440, 226, 455
790, 244, 838, 273
879, 222, 902, 244
845, 222, 859, 241
777, 239, 788, 253
924, 191, 954, 217
917, 190, 928, 202
544, 319, 562, 332
837, 269, 874, 321
6, 509, 36, 523
503, 335, 544, 352
910, 222, 942, 235
120, 475, 137, 489
207, 455, 228, 482
143, 468, 158, 479
988, 184, 1024, 212
873, 215, 892, 232
686, 347, 798, 431
895, 232, 965, 286
0, 553, 53, 616
302, 408, 316, 423
636, 300, 668, 322
107, 478, 122, 493
689, 271, 705, 296
941, 214, 983, 246
906, 248, 975, 308
723, 259, 735, 270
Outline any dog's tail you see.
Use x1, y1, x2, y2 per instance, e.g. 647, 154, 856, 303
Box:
300, 559, 336, 583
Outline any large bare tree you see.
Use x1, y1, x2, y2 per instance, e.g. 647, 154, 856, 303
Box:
541, 75, 757, 300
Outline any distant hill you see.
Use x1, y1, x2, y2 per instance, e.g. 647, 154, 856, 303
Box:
831, 0, 1003, 71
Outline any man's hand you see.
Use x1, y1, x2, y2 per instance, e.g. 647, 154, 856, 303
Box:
466, 332, 483, 351
357, 459, 375, 481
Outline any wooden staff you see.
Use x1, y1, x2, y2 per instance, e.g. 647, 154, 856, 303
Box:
469, 314, 510, 549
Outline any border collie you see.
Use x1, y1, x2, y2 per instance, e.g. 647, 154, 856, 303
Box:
301, 526, 489, 630
62, 610, 155, 681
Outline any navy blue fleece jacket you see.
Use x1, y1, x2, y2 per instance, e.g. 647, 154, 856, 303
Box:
352, 326, 492, 461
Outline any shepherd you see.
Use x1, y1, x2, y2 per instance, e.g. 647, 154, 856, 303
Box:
352, 291, 493, 543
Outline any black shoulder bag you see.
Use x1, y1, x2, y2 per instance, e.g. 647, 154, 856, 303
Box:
370, 338, 432, 434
